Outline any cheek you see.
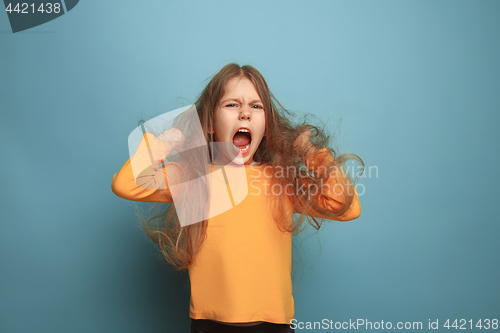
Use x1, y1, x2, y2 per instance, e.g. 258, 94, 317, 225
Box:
212, 111, 222, 137
213, 115, 229, 141
257, 114, 267, 136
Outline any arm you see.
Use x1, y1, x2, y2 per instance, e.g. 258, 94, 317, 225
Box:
301, 148, 361, 221
111, 132, 182, 203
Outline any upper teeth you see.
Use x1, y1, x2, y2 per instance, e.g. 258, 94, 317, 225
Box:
238, 129, 249, 133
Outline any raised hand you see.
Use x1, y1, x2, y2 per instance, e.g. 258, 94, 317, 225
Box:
129, 128, 184, 188
156, 127, 186, 154
293, 128, 317, 157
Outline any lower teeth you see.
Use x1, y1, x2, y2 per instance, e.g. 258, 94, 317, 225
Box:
239, 144, 249, 150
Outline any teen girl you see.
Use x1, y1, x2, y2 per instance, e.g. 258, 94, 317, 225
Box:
112, 63, 363, 333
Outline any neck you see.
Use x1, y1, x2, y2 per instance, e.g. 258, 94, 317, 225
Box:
211, 153, 258, 166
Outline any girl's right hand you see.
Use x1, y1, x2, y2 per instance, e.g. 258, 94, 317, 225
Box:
129, 128, 185, 187
156, 127, 186, 153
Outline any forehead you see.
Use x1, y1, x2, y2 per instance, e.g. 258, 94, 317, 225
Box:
221, 76, 261, 100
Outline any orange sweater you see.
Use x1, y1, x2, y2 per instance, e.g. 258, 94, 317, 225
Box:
111, 133, 361, 324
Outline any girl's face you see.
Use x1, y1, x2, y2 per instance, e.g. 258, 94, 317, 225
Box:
213, 76, 266, 165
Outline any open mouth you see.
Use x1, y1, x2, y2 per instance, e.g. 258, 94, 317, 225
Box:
232, 128, 252, 154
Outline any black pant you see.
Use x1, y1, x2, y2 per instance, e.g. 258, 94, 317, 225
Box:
191, 319, 295, 333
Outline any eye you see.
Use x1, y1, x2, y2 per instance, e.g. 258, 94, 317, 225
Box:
226, 103, 238, 107
252, 105, 263, 109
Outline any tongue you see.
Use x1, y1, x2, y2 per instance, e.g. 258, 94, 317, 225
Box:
233, 132, 250, 146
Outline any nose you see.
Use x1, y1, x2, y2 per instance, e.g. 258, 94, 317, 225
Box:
239, 106, 251, 121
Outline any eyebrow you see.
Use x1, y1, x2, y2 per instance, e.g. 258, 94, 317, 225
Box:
220, 98, 263, 105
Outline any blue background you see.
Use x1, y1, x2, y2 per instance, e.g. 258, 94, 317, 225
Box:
1, 0, 499, 332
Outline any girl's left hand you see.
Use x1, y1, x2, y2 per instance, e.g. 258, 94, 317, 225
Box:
293, 128, 317, 156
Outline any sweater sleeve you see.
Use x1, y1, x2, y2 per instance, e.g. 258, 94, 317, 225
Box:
111, 133, 180, 203
296, 148, 361, 221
